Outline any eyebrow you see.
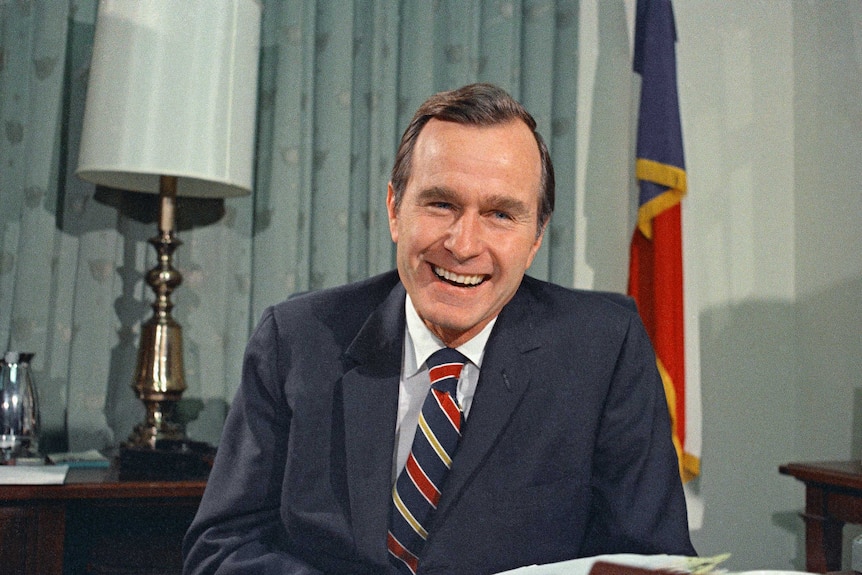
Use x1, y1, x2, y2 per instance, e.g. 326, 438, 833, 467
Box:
416, 186, 458, 204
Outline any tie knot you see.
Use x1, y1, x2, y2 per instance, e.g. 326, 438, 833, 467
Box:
427, 347, 467, 369
427, 348, 467, 394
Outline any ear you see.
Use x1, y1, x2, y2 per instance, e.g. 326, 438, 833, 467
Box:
525, 221, 547, 269
386, 182, 398, 243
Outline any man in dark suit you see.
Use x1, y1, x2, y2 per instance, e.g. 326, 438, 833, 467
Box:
183, 83, 695, 575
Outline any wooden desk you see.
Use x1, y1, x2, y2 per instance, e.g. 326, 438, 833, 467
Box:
779, 460, 862, 573
0, 465, 206, 575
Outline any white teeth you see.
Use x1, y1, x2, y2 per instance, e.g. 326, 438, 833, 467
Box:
434, 266, 485, 286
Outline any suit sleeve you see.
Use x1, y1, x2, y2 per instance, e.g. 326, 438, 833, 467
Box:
580, 304, 696, 557
182, 308, 324, 575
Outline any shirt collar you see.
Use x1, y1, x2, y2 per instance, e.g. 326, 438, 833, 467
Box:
404, 294, 495, 377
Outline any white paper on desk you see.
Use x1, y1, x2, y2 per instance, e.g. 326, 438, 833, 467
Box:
495, 555, 816, 575
494, 554, 689, 575
0, 464, 69, 484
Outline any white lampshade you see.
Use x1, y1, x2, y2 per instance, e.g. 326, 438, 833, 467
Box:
76, 0, 261, 198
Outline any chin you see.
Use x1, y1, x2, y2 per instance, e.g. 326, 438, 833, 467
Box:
431, 310, 491, 339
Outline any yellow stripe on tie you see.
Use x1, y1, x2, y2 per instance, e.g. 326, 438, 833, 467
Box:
418, 412, 452, 468
392, 485, 428, 539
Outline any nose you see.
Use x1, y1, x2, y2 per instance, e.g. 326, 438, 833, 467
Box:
443, 213, 483, 261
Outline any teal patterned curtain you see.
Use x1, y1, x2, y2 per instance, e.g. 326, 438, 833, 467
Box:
0, 0, 579, 451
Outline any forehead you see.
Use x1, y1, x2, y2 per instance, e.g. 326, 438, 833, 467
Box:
409, 119, 542, 203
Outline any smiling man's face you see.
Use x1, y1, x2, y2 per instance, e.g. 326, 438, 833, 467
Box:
387, 118, 545, 348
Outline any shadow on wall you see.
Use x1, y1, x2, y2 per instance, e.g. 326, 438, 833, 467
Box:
690, 273, 861, 571
690, 296, 800, 571
794, 274, 862, 460
104, 230, 148, 444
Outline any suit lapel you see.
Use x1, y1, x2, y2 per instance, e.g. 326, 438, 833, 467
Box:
434, 286, 542, 521
341, 282, 406, 563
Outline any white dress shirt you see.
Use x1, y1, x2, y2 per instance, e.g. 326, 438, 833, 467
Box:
392, 295, 495, 481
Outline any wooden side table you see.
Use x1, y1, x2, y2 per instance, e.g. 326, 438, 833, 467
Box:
779, 460, 862, 573
0, 465, 206, 575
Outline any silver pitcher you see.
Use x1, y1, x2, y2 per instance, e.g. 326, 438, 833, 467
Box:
0, 352, 40, 462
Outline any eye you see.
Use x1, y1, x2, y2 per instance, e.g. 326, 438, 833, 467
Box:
491, 210, 514, 221
430, 201, 455, 210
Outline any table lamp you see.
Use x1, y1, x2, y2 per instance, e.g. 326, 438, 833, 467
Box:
76, 0, 261, 449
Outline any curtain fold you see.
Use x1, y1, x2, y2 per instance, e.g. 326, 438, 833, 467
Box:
0, 0, 579, 451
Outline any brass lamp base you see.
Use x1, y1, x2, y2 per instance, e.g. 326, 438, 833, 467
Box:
127, 176, 188, 449
126, 397, 186, 449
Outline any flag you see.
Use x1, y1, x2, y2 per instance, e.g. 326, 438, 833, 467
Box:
627, 0, 699, 483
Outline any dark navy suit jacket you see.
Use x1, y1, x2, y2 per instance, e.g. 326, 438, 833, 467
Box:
183, 270, 695, 574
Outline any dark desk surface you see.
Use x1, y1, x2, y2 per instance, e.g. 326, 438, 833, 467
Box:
0, 465, 207, 501
780, 460, 862, 490
780, 460, 862, 573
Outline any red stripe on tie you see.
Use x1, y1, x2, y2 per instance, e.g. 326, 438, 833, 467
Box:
433, 389, 462, 433
405, 452, 441, 507
429, 363, 462, 383
388, 531, 419, 574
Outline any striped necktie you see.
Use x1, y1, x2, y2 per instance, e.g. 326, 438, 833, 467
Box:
388, 347, 467, 574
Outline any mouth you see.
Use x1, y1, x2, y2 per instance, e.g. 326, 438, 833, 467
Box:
433, 265, 487, 288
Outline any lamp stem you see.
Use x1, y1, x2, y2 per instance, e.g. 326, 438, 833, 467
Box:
159, 175, 177, 233
127, 175, 187, 448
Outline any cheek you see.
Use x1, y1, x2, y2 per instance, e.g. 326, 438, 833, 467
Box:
495, 234, 543, 271
400, 217, 440, 250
